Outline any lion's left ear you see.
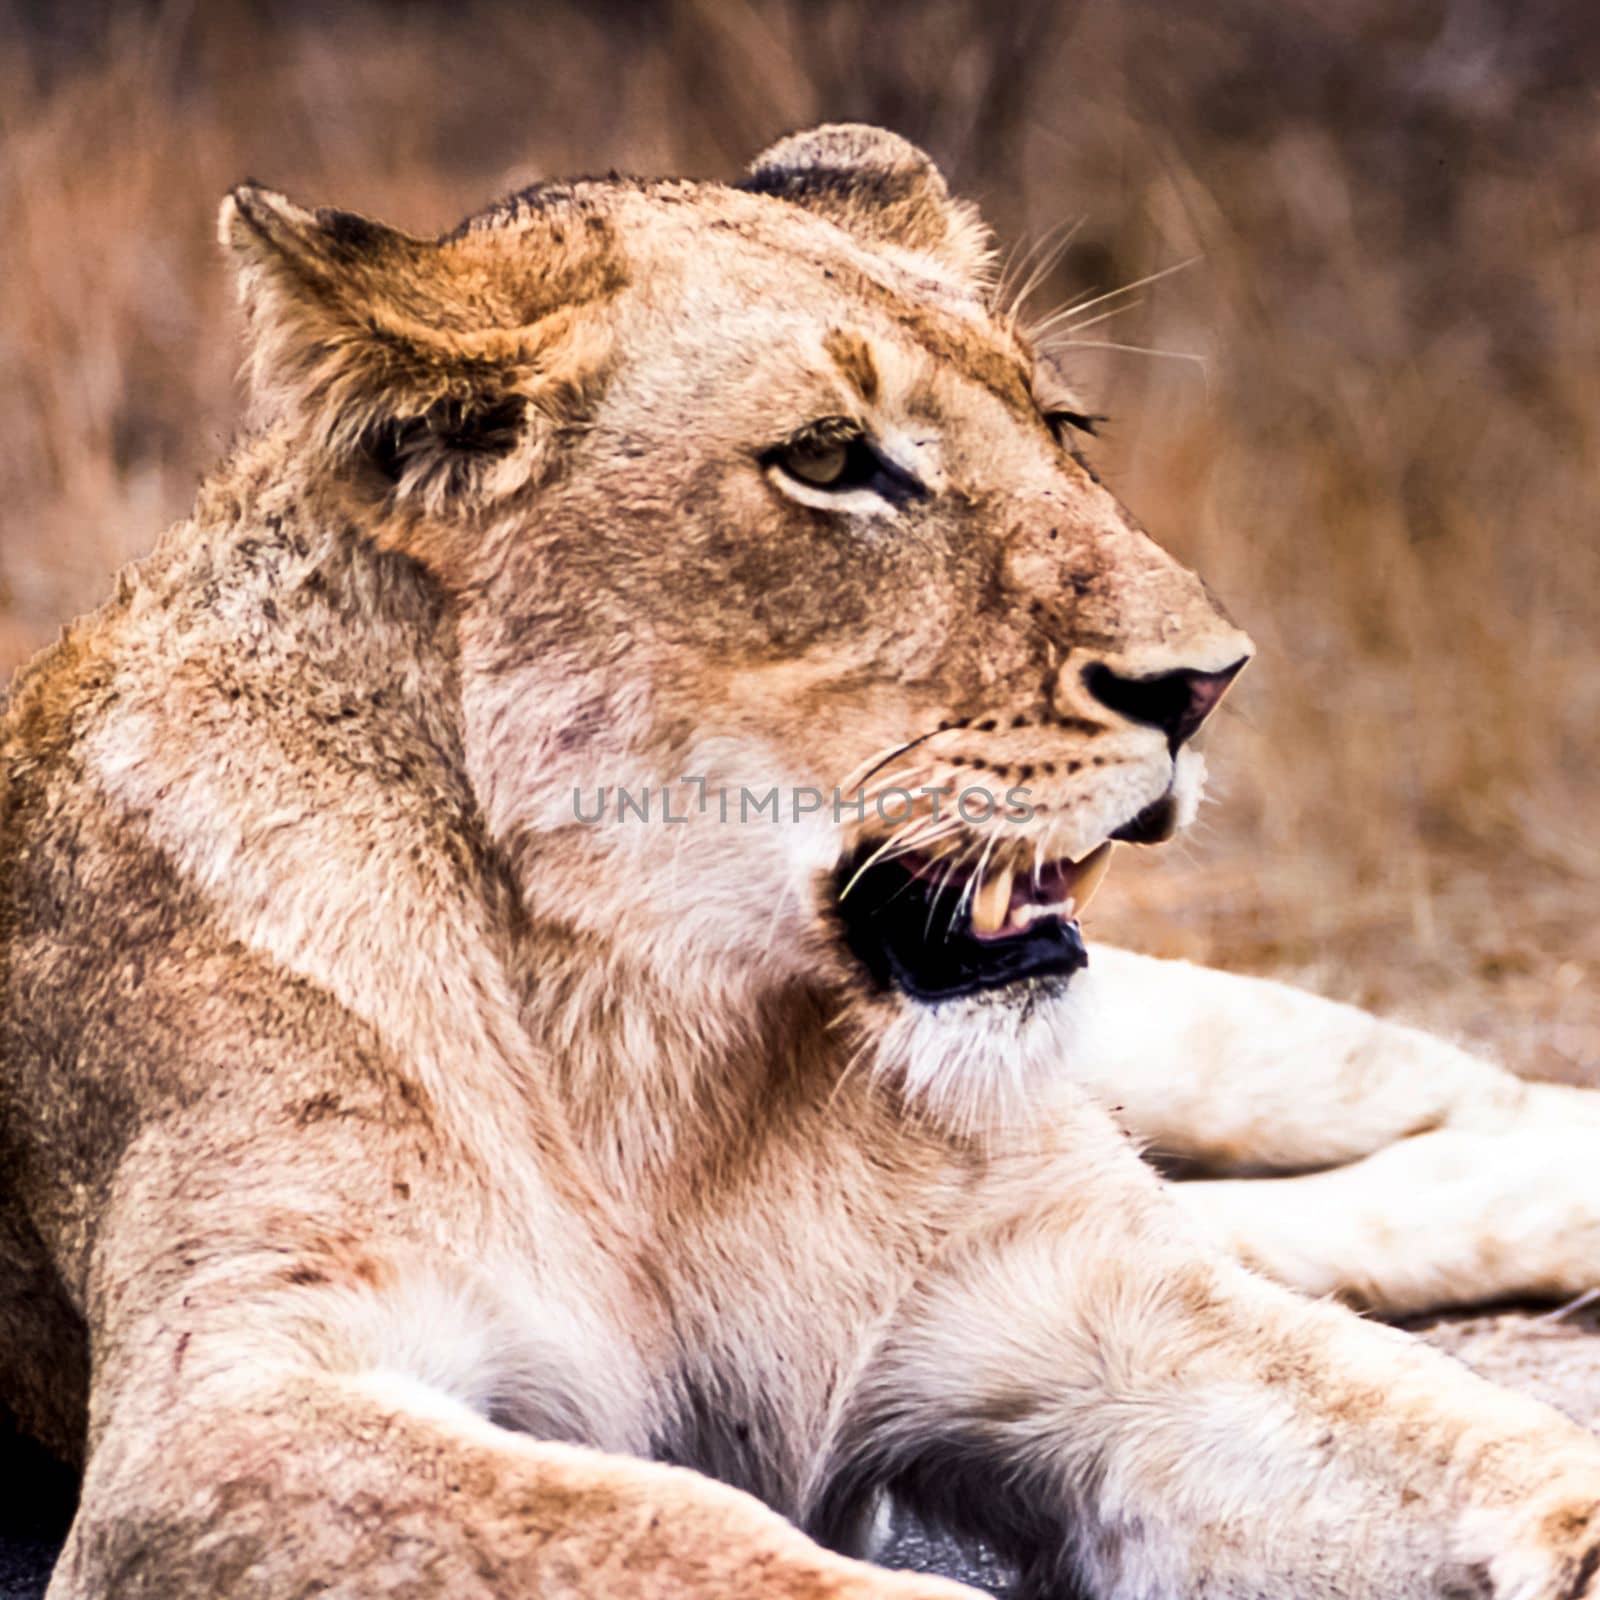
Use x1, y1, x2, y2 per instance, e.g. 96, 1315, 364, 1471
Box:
738, 124, 992, 291
218, 183, 604, 517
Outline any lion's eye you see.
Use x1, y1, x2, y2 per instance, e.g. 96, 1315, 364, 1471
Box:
767, 426, 883, 493
764, 423, 925, 505
781, 437, 853, 487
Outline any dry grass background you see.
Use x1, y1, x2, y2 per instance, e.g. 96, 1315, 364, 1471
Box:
4, 0, 1600, 1073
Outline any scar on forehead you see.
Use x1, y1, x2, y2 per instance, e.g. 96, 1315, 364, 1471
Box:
823, 327, 880, 405
898, 308, 1037, 421
824, 269, 1035, 420
824, 317, 1036, 426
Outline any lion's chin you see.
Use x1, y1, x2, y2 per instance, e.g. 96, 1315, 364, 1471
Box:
844, 954, 1091, 1132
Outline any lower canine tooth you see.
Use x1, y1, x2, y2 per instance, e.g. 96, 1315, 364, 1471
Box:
1073, 843, 1114, 914
971, 863, 1015, 935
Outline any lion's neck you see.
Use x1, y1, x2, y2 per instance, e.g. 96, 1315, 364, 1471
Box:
507, 918, 843, 1195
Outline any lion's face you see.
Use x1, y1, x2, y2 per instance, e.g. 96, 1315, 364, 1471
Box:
223, 125, 1250, 1096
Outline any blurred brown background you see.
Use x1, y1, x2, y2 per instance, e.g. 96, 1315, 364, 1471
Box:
4, 0, 1599, 1071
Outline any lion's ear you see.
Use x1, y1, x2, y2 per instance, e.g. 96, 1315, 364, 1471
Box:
219, 183, 573, 512
738, 124, 992, 290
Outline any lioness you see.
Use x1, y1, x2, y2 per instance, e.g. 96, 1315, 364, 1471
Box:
4, 123, 1600, 1599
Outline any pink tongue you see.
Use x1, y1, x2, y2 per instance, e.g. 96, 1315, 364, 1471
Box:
970, 907, 1075, 943
973, 861, 1085, 942
898, 852, 1086, 940
1032, 859, 1077, 903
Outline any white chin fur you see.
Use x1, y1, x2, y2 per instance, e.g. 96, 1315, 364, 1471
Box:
1170, 747, 1207, 830
856, 973, 1090, 1135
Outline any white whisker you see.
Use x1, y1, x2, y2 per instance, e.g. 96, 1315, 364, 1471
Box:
953, 831, 998, 936
1043, 339, 1210, 379
1025, 256, 1199, 342
1003, 216, 1086, 327
1054, 300, 1141, 336
825, 1030, 878, 1118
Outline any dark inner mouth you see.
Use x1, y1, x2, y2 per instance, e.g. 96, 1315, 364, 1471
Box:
832, 849, 1089, 1004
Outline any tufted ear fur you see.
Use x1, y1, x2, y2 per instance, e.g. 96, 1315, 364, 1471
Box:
738, 124, 993, 291
219, 184, 612, 514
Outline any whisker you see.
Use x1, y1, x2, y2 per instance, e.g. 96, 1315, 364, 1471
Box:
836, 741, 915, 796
904, 811, 965, 847
1043, 338, 1210, 378
925, 851, 968, 940
836, 811, 960, 900
825, 1031, 878, 1118
1025, 285, 1099, 335
919, 832, 986, 939
1025, 256, 1200, 342
874, 818, 965, 871
990, 227, 1034, 326
1003, 215, 1086, 327
841, 730, 948, 796
858, 763, 934, 806
837, 835, 907, 899
997, 215, 1083, 326
1054, 299, 1141, 336
952, 831, 999, 936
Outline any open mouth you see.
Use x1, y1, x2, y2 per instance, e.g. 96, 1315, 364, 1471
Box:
833, 841, 1114, 1004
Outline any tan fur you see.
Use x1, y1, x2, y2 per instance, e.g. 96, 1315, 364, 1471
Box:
5, 125, 1600, 1599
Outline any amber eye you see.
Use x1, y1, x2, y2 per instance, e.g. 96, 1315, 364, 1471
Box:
763, 421, 928, 506
765, 423, 927, 506
780, 436, 852, 487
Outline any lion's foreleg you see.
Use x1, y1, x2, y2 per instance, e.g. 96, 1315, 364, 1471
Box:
1176, 1122, 1600, 1313
52, 1362, 989, 1600
1071, 946, 1582, 1172
821, 1101, 1600, 1600
1073, 949, 1600, 1312
53, 1118, 982, 1600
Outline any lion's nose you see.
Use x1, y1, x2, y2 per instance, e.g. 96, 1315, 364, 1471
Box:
1082, 657, 1248, 750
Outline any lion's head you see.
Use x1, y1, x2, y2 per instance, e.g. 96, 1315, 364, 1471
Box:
222, 124, 1251, 1117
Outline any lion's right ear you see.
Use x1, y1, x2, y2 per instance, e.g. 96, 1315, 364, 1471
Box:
739, 126, 993, 293
219, 184, 577, 513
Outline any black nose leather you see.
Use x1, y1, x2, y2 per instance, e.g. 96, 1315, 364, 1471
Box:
1083, 657, 1247, 749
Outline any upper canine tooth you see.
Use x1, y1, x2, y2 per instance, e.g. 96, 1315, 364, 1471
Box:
1072, 842, 1114, 913
971, 862, 1016, 935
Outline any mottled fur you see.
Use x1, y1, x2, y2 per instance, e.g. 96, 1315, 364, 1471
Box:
4, 126, 1600, 1599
